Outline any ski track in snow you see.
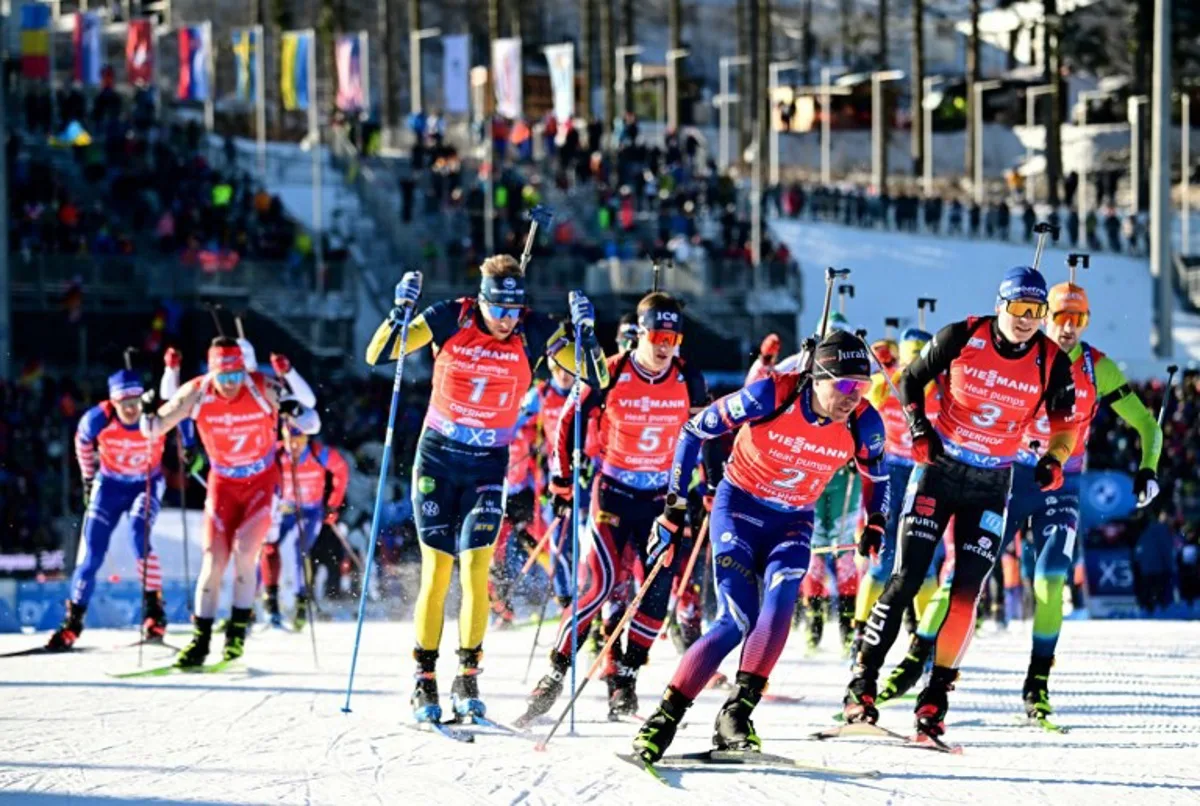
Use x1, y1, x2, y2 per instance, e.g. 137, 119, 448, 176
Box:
2, 621, 1200, 805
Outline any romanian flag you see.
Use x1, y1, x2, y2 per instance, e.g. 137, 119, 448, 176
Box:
280, 31, 311, 111
20, 4, 52, 80
177, 25, 210, 101
231, 28, 259, 102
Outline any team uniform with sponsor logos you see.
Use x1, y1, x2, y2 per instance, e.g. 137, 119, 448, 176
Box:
852, 316, 1075, 721
661, 372, 889, 702
70, 402, 168, 608
489, 391, 544, 624
546, 352, 707, 674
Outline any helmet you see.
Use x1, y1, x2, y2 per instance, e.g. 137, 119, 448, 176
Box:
824, 311, 851, 333
997, 266, 1048, 304
1048, 282, 1089, 314
899, 327, 932, 366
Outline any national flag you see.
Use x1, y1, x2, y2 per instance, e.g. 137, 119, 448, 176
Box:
231, 28, 258, 102
126, 19, 154, 85
335, 34, 364, 112
73, 12, 101, 86
20, 4, 52, 80
281, 31, 311, 111
177, 25, 210, 101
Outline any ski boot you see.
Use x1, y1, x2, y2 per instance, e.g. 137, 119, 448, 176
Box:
292, 592, 309, 633
411, 648, 442, 723
451, 646, 486, 719
806, 597, 826, 651
1023, 655, 1055, 720
713, 671, 766, 751
263, 584, 283, 628
556, 594, 572, 609
607, 662, 639, 720
222, 608, 251, 661
142, 591, 167, 643
585, 615, 605, 655
174, 617, 214, 668
914, 666, 958, 739
46, 601, 86, 651
878, 635, 933, 704
519, 650, 570, 724
843, 667, 880, 724
632, 688, 693, 764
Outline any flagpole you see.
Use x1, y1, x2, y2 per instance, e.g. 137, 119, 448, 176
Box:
359, 30, 370, 150
50, 0, 60, 129
308, 29, 325, 296
202, 20, 214, 131
255, 24, 266, 180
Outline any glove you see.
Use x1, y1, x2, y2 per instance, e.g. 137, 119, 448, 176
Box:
858, 512, 887, 558
1035, 455, 1065, 492
185, 448, 206, 477
395, 271, 423, 308
324, 509, 340, 527
549, 476, 573, 516
270, 353, 292, 376
909, 414, 944, 465
648, 505, 687, 568
1134, 468, 1160, 508
279, 398, 303, 419
139, 389, 160, 416
702, 486, 715, 513
164, 347, 182, 370
237, 338, 258, 372
568, 290, 595, 331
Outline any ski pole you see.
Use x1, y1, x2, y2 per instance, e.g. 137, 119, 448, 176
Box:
519, 205, 554, 274
917, 298, 937, 331
176, 433, 192, 616
568, 297, 585, 736
284, 428, 319, 669
125, 347, 150, 667
1031, 221, 1058, 271
517, 519, 557, 578
521, 516, 568, 684
1066, 252, 1090, 285
801, 267, 852, 373
190, 471, 208, 489
535, 550, 673, 751
1157, 365, 1179, 428
837, 283, 855, 316
813, 542, 858, 556
343, 278, 417, 713
671, 514, 710, 606
884, 317, 900, 342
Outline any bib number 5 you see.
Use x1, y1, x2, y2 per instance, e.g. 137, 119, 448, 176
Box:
637, 426, 664, 453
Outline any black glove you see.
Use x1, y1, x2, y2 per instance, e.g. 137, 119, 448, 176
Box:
1134, 467, 1160, 507
550, 476, 573, 517
858, 512, 887, 558
279, 398, 303, 419
139, 389, 160, 416
648, 504, 688, 567
908, 413, 944, 465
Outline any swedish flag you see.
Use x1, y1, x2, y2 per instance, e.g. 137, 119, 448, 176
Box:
281, 31, 311, 111
232, 29, 258, 102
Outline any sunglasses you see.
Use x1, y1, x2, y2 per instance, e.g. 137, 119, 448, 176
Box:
483, 303, 522, 321
814, 365, 870, 396
1005, 300, 1049, 319
1050, 310, 1089, 329
641, 329, 683, 348
215, 370, 245, 385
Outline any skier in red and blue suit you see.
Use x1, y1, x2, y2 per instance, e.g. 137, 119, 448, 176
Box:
631, 330, 891, 763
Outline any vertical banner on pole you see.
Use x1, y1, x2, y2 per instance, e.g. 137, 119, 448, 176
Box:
281, 30, 312, 111
335, 33, 365, 113
20, 5, 52, 80
126, 19, 154, 85
542, 43, 574, 126
442, 34, 470, 115
232, 28, 259, 103
491, 37, 523, 119
73, 13, 101, 87
176, 25, 210, 101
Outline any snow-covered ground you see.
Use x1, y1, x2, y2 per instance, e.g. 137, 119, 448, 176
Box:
3, 619, 1199, 804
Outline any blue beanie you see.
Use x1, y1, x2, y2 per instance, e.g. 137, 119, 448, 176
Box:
107, 369, 144, 401
997, 266, 1048, 304
900, 327, 932, 344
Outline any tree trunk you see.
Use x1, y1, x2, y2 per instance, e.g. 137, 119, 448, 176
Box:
800, 0, 813, 85
621, 0, 635, 113
840, 0, 853, 66
669, 0, 682, 129
509, 0, 522, 39
911, 0, 924, 177
738, 0, 750, 161
964, 0, 979, 181
600, 0, 614, 126
579, 0, 593, 119
878, 0, 888, 193
757, 0, 770, 175
1044, 0, 1062, 205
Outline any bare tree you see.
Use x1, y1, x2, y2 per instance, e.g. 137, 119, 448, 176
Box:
1044, 0, 1063, 205
964, 0, 980, 183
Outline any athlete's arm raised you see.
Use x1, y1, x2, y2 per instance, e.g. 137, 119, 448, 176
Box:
1097, 357, 1162, 471
364, 299, 456, 365
140, 378, 206, 439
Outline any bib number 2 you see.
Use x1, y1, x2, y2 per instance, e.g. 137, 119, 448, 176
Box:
773, 468, 807, 489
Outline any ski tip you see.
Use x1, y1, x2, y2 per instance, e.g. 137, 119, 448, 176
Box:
340, 707, 352, 714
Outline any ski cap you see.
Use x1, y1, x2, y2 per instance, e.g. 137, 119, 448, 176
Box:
997, 266, 1048, 304
107, 369, 143, 402
823, 311, 851, 333
208, 343, 246, 373
479, 273, 526, 307
813, 330, 872, 379
637, 300, 684, 334
1049, 282, 1089, 314
899, 327, 933, 365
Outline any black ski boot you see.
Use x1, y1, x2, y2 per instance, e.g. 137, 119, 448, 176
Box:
607, 662, 639, 720
713, 671, 766, 751
142, 591, 167, 643
914, 665, 959, 738
520, 650, 571, 724
843, 667, 880, 724
632, 688, 693, 764
46, 601, 86, 651
222, 607, 251, 661
174, 617, 214, 668
879, 635, 933, 703
1023, 655, 1055, 719
263, 584, 283, 628
806, 597, 826, 651
451, 646, 486, 719
292, 592, 310, 633
411, 647, 441, 723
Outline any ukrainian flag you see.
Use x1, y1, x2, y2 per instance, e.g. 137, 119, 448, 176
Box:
20, 4, 51, 80
280, 31, 311, 111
